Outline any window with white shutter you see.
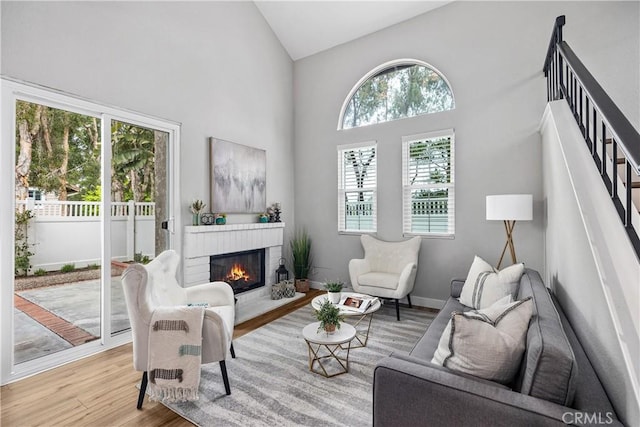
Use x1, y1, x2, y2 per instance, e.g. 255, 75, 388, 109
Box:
337, 142, 377, 233
402, 130, 454, 237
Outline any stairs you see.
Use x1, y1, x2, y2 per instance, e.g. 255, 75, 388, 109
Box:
604, 139, 640, 213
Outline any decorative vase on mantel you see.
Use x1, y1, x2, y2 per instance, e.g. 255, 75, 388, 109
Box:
190, 199, 206, 226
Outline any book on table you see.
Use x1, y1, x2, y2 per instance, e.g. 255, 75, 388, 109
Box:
338, 294, 378, 313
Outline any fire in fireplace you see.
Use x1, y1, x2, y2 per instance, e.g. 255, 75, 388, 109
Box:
210, 249, 265, 294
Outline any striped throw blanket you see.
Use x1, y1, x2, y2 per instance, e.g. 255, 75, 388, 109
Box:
147, 306, 205, 403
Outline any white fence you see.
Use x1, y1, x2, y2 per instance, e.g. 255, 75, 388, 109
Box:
16, 200, 156, 273
345, 200, 450, 233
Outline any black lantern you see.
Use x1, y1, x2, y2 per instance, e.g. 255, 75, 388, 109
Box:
275, 257, 289, 283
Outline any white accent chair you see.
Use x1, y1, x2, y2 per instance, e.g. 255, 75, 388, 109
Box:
121, 249, 236, 409
348, 235, 421, 320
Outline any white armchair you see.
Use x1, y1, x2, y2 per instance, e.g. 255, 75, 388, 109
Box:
121, 249, 235, 409
348, 235, 421, 320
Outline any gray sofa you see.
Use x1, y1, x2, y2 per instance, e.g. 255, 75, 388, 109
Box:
373, 268, 621, 426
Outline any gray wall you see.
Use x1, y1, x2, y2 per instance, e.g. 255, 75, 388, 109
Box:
292, 1, 638, 304
1, 1, 295, 252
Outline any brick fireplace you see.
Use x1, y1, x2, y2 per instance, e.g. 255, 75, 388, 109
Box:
183, 222, 303, 323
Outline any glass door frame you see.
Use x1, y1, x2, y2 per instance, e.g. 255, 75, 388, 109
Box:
0, 78, 182, 384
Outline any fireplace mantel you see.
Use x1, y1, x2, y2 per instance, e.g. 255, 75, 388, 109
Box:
183, 222, 285, 286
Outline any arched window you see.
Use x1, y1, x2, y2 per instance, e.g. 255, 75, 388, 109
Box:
339, 59, 454, 129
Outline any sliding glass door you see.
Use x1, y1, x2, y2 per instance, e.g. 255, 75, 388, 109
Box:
109, 119, 170, 337
13, 100, 104, 364
1, 79, 180, 383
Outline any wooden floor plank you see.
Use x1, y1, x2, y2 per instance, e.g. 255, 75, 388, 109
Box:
1, 290, 323, 427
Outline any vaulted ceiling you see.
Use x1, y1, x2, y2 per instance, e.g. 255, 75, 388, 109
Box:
254, 1, 453, 60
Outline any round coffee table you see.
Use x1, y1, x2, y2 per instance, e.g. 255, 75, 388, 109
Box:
311, 292, 381, 348
303, 322, 356, 377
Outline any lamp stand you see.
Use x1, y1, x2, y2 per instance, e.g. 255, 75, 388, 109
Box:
496, 220, 518, 270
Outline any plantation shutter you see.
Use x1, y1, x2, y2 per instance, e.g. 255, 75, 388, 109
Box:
337, 142, 377, 233
402, 130, 455, 237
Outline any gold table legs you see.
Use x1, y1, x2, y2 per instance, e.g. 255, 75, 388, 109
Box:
343, 313, 374, 349
306, 340, 352, 377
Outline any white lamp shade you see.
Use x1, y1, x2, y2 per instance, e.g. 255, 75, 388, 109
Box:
486, 194, 533, 221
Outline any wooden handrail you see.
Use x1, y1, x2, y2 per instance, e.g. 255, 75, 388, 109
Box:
543, 15, 640, 259
543, 15, 565, 77
557, 42, 640, 174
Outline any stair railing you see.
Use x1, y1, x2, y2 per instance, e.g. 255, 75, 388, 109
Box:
543, 15, 640, 259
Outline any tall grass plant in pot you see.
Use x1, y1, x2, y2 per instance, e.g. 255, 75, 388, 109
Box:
290, 228, 313, 292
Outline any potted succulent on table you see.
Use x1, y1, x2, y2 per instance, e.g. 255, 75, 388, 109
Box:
324, 281, 344, 304
315, 300, 344, 335
290, 228, 312, 292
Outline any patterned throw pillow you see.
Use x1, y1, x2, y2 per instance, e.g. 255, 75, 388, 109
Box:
459, 256, 524, 309
431, 297, 534, 384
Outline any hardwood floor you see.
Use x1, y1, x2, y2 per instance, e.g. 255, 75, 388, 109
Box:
1, 290, 324, 427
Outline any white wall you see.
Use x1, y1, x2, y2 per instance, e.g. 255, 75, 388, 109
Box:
1, 1, 295, 257
541, 101, 640, 425
292, 1, 638, 305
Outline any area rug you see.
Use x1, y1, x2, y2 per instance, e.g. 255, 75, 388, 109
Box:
163, 303, 436, 427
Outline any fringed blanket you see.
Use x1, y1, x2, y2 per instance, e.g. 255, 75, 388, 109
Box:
148, 306, 205, 403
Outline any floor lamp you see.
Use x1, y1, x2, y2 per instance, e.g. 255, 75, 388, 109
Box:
486, 194, 533, 269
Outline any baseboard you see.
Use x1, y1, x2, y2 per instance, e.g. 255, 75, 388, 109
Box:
408, 296, 445, 310
309, 281, 445, 311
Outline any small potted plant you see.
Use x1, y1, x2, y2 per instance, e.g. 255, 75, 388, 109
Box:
324, 281, 343, 304
315, 300, 344, 335
190, 199, 206, 225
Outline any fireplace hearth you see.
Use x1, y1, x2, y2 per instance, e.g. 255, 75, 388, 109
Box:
210, 249, 265, 294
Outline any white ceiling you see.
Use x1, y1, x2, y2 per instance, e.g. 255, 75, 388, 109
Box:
254, 1, 453, 61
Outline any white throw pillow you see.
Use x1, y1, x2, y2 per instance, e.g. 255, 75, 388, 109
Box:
431, 295, 512, 365
459, 256, 524, 309
431, 297, 534, 384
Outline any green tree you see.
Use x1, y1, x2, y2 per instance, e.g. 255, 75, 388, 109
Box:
408, 137, 451, 186
342, 64, 454, 129
16, 102, 157, 204
345, 148, 375, 202
16, 101, 101, 202
343, 75, 389, 128
111, 121, 155, 202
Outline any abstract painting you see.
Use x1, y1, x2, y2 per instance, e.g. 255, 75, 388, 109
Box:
210, 138, 266, 213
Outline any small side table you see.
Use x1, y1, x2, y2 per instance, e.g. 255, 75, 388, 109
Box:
311, 293, 381, 348
302, 322, 356, 377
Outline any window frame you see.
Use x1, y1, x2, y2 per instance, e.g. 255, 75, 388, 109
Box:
337, 58, 455, 130
337, 141, 377, 234
402, 129, 455, 239
0, 77, 182, 384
